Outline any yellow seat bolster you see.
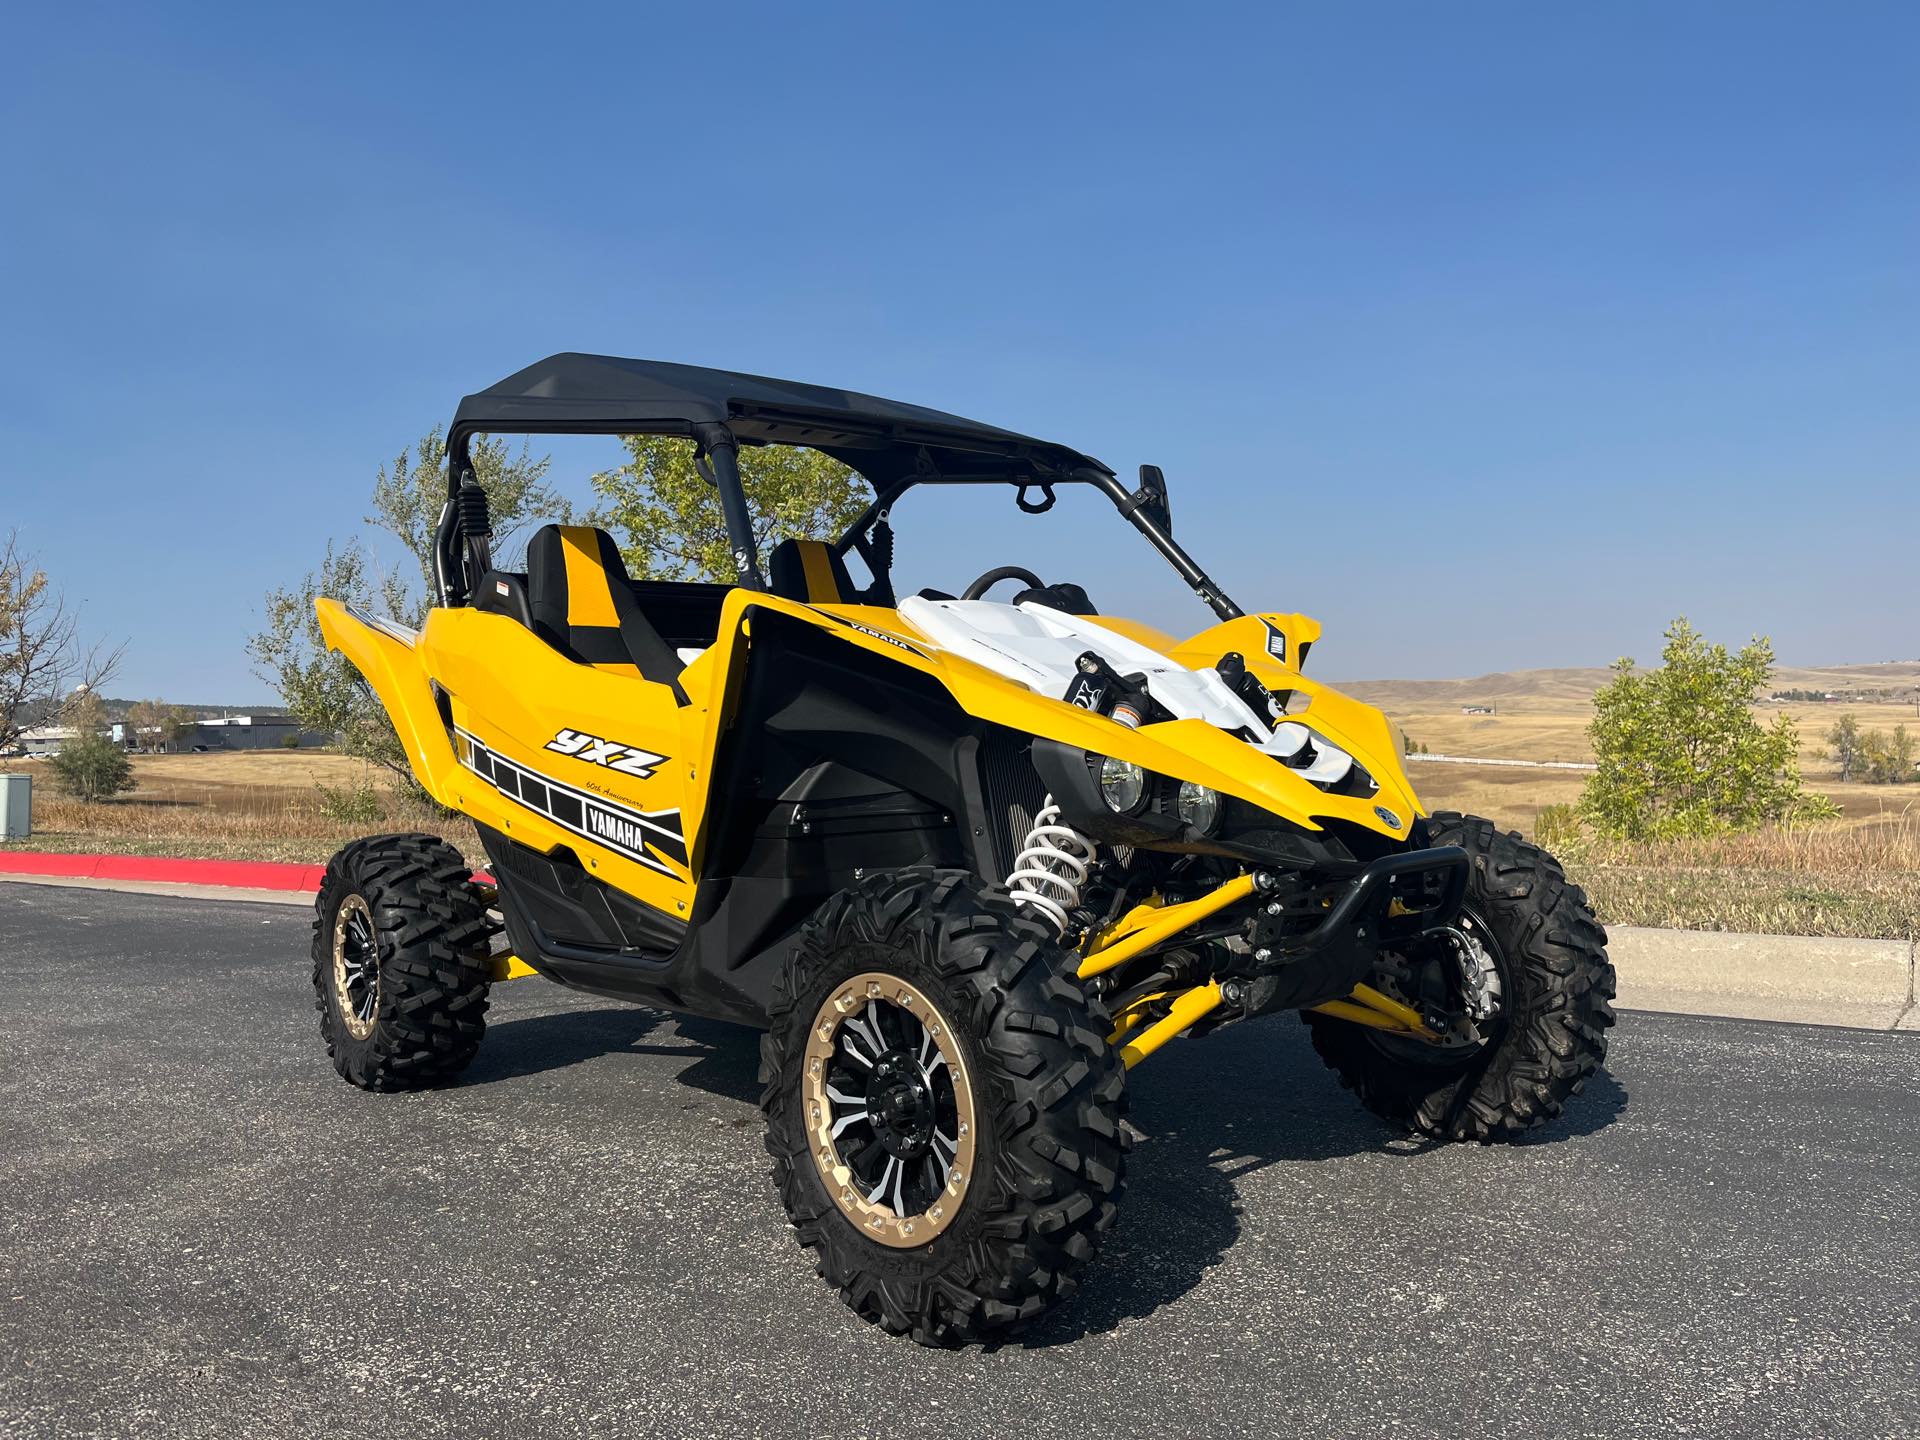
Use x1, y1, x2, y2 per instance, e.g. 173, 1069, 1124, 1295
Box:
796, 541, 841, 603
559, 525, 622, 627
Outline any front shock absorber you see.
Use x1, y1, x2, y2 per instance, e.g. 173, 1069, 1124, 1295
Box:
1006, 796, 1097, 936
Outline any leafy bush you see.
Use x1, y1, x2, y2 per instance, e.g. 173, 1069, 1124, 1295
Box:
1582, 618, 1837, 840
314, 776, 382, 824
49, 733, 135, 802
280, 733, 301, 750
1532, 802, 1587, 859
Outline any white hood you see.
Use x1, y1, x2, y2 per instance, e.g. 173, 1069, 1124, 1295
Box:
895, 597, 1357, 787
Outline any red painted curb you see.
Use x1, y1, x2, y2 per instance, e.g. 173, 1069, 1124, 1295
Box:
0, 851, 494, 895
0, 851, 326, 891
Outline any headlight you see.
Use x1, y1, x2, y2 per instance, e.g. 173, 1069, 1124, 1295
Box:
1176, 780, 1220, 833
1097, 755, 1147, 813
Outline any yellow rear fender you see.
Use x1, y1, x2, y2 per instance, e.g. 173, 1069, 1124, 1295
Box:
313, 599, 461, 800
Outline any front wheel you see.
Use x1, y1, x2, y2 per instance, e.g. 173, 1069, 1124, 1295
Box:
311, 833, 494, 1091
759, 871, 1127, 1346
1305, 812, 1616, 1141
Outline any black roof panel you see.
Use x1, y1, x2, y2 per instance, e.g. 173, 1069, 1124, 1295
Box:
450, 353, 1108, 481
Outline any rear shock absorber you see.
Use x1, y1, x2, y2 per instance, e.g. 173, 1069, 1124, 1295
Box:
1007, 797, 1097, 936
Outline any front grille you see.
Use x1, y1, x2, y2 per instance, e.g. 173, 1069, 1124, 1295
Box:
977, 728, 1048, 877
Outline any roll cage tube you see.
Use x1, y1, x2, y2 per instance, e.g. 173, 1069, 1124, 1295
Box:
834, 465, 1244, 622
436, 421, 767, 605
691, 422, 767, 592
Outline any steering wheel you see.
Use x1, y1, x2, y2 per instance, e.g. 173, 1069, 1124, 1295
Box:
961, 565, 1046, 601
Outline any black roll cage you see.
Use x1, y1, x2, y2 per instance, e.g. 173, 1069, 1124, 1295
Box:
831, 468, 1242, 621
438, 407, 1242, 623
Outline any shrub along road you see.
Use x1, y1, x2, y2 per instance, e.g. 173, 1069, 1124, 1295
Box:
2, 884, 1915, 1439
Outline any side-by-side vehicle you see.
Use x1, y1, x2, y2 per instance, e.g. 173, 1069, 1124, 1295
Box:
311, 354, 1615, 1344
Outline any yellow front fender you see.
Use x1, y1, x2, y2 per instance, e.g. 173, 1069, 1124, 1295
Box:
314, 599, 461, 801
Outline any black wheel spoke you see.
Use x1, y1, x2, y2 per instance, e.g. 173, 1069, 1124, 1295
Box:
811, 989, 964, 1222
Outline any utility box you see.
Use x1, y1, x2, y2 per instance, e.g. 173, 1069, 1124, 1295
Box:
2, 772, 29, 839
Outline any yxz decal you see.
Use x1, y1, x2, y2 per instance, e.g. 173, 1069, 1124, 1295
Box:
544, 727, 666, 778
455, 728, 687, 876
1261, 620, 1287, 663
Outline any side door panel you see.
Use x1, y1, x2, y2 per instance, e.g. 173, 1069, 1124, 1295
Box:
420, 609, 699, 920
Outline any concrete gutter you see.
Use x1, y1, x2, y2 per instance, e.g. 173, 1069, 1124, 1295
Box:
1608, 926, 1917, 1032
3, 855, 1916, 1033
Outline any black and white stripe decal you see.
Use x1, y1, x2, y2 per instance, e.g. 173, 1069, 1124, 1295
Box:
455, 727, 687, 876
1261, 620, 1287, 663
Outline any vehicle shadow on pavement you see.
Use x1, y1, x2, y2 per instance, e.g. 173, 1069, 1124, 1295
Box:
1017, 1015, 1629, 1348
465, 1006, 765, 1101
468, 1000, 1626, 1348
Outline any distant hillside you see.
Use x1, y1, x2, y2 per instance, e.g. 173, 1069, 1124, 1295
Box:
19, 696, 289, 727
1334, 661, 1920, 713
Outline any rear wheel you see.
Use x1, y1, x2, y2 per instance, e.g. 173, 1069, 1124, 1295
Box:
1305, 812, 1616, 1141
311, 833, 494, 1091
760, 871, 1127, 1346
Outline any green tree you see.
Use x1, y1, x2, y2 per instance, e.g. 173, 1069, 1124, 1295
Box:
124, 698, 193, 753
248, 429, 565, 787
248, 541, 417, 781
1581, 618, 1836, 840
1823, 713, 1864, 781
1860, 723, 1916, 784
587, 437, 868, 581
368, 427, 568, 600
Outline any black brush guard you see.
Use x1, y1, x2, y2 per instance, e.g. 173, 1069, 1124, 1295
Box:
1238, 845, 1469, 1015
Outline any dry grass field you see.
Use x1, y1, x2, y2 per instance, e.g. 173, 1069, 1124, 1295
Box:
5, 658, 1916, 938
1341, 660, 1920, 939
0, 752, 473, 865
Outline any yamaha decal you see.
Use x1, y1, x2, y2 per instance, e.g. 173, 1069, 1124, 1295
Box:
1261, 621, 1287, 662
455, 728, 687, 876
822, 613, 927, 657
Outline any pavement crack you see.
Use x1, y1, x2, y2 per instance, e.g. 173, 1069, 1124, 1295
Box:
1891, 941, 1917, 1032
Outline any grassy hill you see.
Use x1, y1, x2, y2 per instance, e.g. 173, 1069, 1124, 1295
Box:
1333, 660, 1920, 713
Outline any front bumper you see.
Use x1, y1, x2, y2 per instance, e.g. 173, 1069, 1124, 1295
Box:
1234, 844, 1467, 1014
1078, 844, 1467, 1002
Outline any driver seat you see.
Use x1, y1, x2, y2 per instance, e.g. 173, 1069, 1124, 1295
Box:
526, 525, 687, 700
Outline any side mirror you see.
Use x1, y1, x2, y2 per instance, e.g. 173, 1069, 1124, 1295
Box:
1135, 463, 1172, 536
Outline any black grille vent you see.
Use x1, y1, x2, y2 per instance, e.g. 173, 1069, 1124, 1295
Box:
977, 729, 1048, 878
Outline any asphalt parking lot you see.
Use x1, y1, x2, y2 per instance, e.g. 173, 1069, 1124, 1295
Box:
2, 883, 1915, 1439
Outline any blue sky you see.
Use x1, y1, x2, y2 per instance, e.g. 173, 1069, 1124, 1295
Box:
3, 3, 1914, 701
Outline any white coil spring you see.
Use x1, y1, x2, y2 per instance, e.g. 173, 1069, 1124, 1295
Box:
1006, 796, 1097, 935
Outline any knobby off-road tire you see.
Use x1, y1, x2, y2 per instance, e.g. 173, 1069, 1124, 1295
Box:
1306, 812, 1616, 1141
311, 833, 494, 1091
760, 871, 1128, 1346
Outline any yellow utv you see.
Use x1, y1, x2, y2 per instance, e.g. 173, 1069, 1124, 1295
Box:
310, 353, 1616, 1345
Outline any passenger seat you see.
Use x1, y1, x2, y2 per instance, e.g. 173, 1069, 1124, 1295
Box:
525, 525, 687, 700
767, 538, 858, 604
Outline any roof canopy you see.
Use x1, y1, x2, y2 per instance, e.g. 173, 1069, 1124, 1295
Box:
449, 353, 1109, 485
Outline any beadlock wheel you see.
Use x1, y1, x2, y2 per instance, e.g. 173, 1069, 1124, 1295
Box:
331, 893, 379, 1042
802, 972, 978, 1248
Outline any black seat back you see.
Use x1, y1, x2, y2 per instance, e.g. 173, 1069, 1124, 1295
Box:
768, 538, 858, 604
525, 525, 686, 699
